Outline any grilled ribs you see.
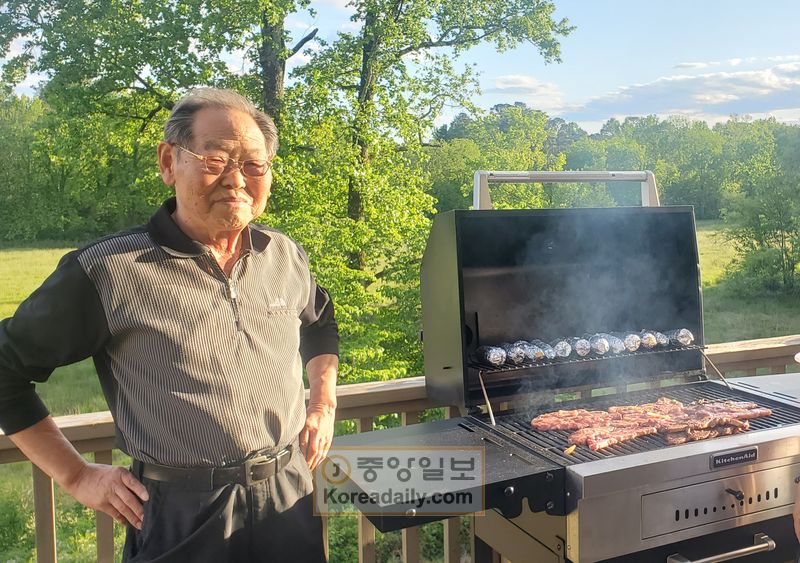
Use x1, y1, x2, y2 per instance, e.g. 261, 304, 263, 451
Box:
531, 397, 771, 451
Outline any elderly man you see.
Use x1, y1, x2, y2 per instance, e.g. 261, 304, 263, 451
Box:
0, 88, 338, 562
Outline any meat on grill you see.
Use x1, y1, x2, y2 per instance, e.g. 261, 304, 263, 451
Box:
531, 397, 772, 451
665, 422, 749, 445
530, 409, 614, 431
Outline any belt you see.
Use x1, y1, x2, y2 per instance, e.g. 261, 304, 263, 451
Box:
138, 445, 293, 489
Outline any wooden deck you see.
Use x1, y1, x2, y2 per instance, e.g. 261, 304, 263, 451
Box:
2, 335, 799, 562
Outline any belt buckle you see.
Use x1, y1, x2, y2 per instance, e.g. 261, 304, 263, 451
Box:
244, 455, 275, 485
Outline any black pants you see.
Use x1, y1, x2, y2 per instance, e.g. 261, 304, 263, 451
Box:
123, 455, 326, 562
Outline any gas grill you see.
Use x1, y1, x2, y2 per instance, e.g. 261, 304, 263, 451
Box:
334, 180, 800, 562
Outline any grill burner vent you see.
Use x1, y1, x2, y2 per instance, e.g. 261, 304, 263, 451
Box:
641, 462, 798, 538
674, 487, 781, 522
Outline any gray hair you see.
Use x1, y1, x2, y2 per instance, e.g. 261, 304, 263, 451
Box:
163, 88, 278, 159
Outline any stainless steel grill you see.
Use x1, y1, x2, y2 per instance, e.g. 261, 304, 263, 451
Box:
336, 204, 800, 562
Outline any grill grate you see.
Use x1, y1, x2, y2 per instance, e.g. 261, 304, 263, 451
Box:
487, 383, 800, 466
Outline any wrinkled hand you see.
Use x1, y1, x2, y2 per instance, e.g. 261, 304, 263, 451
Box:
300, 403, 336, 471
63, 463, 149, 529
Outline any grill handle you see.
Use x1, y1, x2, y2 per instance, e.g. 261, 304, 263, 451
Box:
666, 533, 775, 563
472, 170, 661, 210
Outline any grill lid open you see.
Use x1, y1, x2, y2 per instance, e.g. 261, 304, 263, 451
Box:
421, 207, 704, 411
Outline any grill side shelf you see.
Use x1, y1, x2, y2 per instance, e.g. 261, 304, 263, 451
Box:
331, 417, 567, 530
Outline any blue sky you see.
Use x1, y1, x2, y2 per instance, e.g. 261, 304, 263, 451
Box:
296, 0, 800, 132
10, 1, 800, 133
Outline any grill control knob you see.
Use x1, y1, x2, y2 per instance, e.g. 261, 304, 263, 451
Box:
504, 486, 515, 497
725, 488, 744, 501
405, 508, 416, 517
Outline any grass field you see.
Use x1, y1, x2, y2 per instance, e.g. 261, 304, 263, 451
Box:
1, 222, 800, 561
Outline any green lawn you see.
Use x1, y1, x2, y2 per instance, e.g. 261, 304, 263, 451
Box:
2, 223, 800, 561
695, 221, 800, 343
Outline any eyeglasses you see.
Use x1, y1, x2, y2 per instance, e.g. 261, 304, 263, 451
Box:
175, 145, 273, 178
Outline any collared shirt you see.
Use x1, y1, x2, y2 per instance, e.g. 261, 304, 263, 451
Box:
0, 198, 338, 467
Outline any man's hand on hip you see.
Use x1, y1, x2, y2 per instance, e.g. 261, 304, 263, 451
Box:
63, 463, 149, 529
300, 403, 335, 471
7, 417, 148, 530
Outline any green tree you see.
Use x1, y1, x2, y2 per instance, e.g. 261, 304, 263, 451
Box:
2, 0, 574, 383
0, 95, 50, 239
425, 138, 482, 211
544, 117, 586, 156
604, 137, 646, 205
277, 1, 573, 381
722, 120, 800, 292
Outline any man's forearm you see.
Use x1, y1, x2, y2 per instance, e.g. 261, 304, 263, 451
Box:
8, 416, 88, 489
9, 416, 148, 528
306, 353, 338, 409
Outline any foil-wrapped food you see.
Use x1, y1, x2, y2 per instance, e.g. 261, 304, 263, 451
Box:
583, 333, 610, 355
530, 339, 556, 360
653, 330, 670, 347
567, 336, 591, 357
638, 330, 658, 349
610, 332, 641, 353
475, 345, 506, 366
550, 338, 572, 358
499, 342, 526, 365
513, 340, 543, 362
665, 328, 695, 347
598, 333, 626, 355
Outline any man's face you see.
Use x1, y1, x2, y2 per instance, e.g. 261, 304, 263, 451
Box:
158, 107, 272, 233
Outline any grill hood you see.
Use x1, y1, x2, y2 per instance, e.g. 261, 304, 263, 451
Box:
421, 207, 705, 411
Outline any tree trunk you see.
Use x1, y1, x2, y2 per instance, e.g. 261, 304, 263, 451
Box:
259, 12, 286, 127
347, 11, 381, 272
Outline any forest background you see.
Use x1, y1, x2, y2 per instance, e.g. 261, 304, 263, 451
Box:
2, 0, 799, 384
1, 0, 800, 560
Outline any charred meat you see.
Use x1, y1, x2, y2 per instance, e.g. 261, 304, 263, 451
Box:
531, 397, 772, 452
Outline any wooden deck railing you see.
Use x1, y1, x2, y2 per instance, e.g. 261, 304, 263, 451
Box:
2, 334, 800, 562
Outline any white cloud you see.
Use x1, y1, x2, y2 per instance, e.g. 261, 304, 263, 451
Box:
565, 62, 800, 126
485, 75, 567, 113
766, 55, 800, 62
692, 92, 740, 104
675, 55, 799, 70
675, 61, 719, 70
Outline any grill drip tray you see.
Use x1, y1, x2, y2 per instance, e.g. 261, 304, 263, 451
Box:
477, 382, 800, 467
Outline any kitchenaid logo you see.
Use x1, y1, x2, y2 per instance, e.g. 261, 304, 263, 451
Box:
711, 447, 757, 469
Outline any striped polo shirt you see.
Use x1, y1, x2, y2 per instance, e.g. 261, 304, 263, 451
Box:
0, 198, 338, 467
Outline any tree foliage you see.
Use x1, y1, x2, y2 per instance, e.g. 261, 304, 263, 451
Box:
0, 0, 572, 384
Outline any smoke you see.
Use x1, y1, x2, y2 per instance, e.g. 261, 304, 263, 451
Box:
458, 207, 703, 405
